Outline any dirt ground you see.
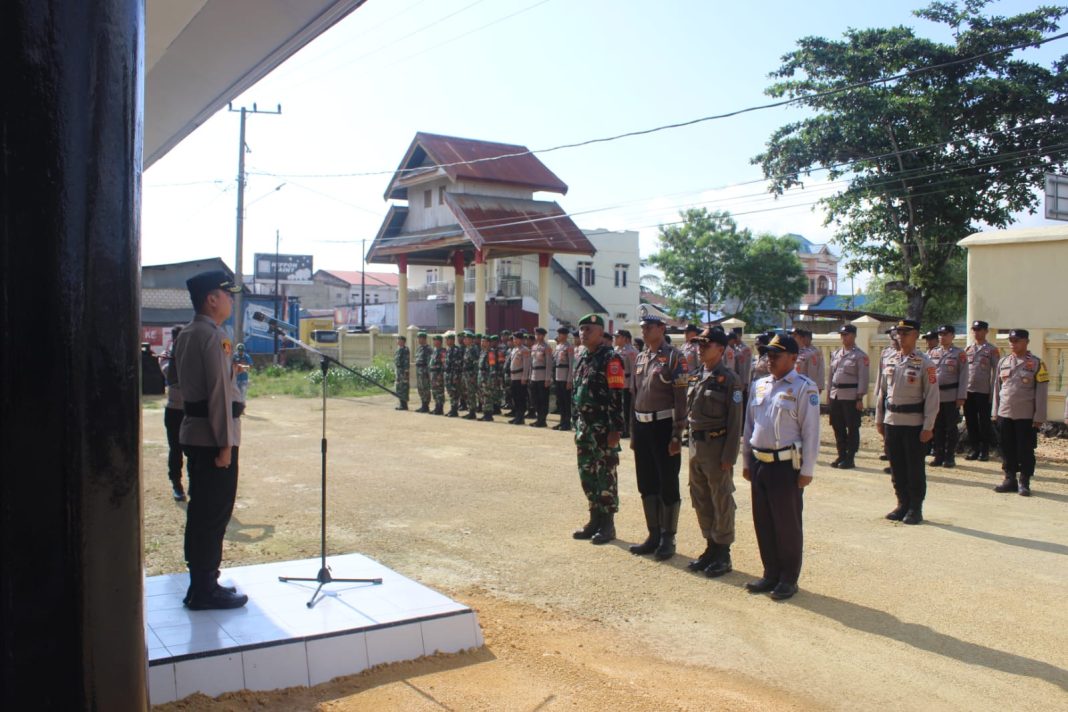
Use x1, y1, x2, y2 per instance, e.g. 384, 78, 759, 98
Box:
144, 395, 1068, 711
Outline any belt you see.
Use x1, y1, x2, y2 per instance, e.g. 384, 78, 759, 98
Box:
939, 383, 959, 391
691, 428, 727, 442
184, 401, 245, 418
634, 409, 674, 423
833, 382, 857, 388
532, 366, 546, 370
752, 446, 792, 463
886, 402, 924, 413
510, 369, 525, 374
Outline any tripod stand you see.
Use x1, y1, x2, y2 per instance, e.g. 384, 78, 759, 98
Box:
275, 332, 397, 607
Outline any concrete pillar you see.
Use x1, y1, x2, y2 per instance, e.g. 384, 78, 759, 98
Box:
851, 315, 881, 408
538, 253, 551, 327
474, 249, 487, 334
397, 255, 409, 342
453, 251, 465, 333
2, 1, 148, 707
407, 324, 419, 384
369, 325, 380, 365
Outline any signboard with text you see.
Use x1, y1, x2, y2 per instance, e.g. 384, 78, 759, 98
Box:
254, 253, 313, 284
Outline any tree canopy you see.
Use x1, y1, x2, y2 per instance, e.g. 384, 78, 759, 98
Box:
752, 0, 1068, 320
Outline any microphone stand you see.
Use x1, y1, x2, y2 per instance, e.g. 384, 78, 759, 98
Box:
272, 328, 396, 607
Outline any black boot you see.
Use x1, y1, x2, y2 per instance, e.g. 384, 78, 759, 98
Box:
994, 475, 1018, 493
480, 412, 494, 422
704, 544, 733, 578
1018, 475, 1032, 497
572, 509, 601, 540
396, 402, 408, 411
629, 497, 661, 555
446, 405, 459, 417
902, 503, 924, 525
885, 499, 909, 521
432, 403, 444, 415
688, 540, 718, 572
591, 512, 615, 545
654, 502, 681, 561
463, 410, 478, 420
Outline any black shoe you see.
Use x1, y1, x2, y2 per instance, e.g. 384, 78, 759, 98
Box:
883, 466, 893, 474
745, 577, 778, 594
479, 414, 493, 422
929, 458, 943, 467
446, 408, 459, 418
994, 477, 1018, 493
529, 421, 547, 428
838, 457, 856, 470
185, 586, 248, 610
902, 508, 923, 525
552, 424, 565, 431
885, 503, 909, 521
572, 510, 601, 540
396, 404, 408, 411
511, 418, 526, 426
591, 513, 615, 545
687, 542, 717, 572
770, 582, 799, 601
704, 547, 732, 578
171, 481, 186, 502
878, 454, 889, 461
1018, 478, 1032, 497
965, 450, 979, 461
462, 412, 478, 420
415, 404, 430, 413
978, 450, 990, 462
829, 457, 842, 468
493, 406, 502, 415
943, 458, 956, 468
559, 426, 572, 431
654, 534, 676, 561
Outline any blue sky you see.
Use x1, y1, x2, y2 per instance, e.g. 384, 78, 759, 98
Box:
143, 0, 1064, 289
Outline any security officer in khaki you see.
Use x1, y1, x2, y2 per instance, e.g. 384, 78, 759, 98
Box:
964, 320, 999, 461
827, 324, 869, 469
685, 327, 744, 578
928, 324, 968, 467
629, 315, 688, 561
993, 329, 1049, 496
875, 320, 940, 525
175, 270, 248, 610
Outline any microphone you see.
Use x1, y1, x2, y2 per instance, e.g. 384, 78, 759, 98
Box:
252, 311, 297, 333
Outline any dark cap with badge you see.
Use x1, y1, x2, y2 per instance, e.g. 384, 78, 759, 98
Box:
1008, 328, 1030, 340
894, 319, 921, 332
788, 326, 812, 337
695, 326, 728, 347
684, 323, 700, 333
578, 313, 607, 327
614, 328, 631, 338
557, 326, 570, 334
838, 324, 857, 335
971, 320, 989, 330
758, 333, 799, 355
937, 324, 955, 334
922, 330, 937, 341
186, 270, 242, 306
534, 327, 547, 335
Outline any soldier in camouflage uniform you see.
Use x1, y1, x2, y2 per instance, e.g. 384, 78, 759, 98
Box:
491, 334, 505, 415
571, 313, 626, 545
500, 330, 513, 412
477, 334, 496, 422
429, 334, 446, 415
462, 330, 481, 419
445, 332, 463, 417
393, 336, 410, 411
414, 331, 433, 413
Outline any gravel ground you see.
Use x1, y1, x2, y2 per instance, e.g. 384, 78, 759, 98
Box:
145, 394, 1068, 711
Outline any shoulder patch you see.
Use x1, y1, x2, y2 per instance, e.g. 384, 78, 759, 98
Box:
733, 390, 743, 403
1036, 362, 1050, 384
809, 393, 819, 406
927, 366, 937, 384
606, 357, 625, 389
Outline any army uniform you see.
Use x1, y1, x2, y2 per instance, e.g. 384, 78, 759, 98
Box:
616, 334, 639, 438
630, 317, 688, 560
508, 336, 531, 424
160, 334, 188, 501
429, 336, 446, 414
445, 336, 464, 416
462, 333, 480, 419
494, 335, 507, 413
993, 330, 1049, 496
964, 320, 999, 460
414, 334, 432, 412
529, 329, 553, 427
571, 316, 626, 545
875, 321, 940, 524
552, 328, 575, 431
393, 341, 410, 410
928, 327, 968, 467
685, 329, 744, 578
827, 326, 869, 469
477, 337, 496, 421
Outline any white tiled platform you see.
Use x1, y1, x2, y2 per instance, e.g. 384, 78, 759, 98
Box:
145, 554, 483, 704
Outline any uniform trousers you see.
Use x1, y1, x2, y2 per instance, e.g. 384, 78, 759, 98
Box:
997, 417, 1037, 478
932, 400, 960, 461
964, 392, 996, 451
829, 397, 861, 457
164, 407, 186, 483
532, 379, 550, 423
688, 435, 736, 544
632, 417, 681, 503
184, 445, 239, 587
554, 380, 572, 428
509, 380, 528, 418
621, 390, 632, 437
885, 424, 926, 507
749, 457, 803, 585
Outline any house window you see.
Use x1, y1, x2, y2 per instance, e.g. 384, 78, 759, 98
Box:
577, 261, 595, 287
423, 189, 432, 208
614, 264, 629, 288
426, 268, 439, 285
498, 260, 514, 277
438, 186, 446, 205
817, 276, 829, 296
373, 292, 380, 303
809, 278, 815, 294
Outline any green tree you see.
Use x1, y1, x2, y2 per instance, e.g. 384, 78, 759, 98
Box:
753, 0, 1068, 320
729, 234, 808, 329
863, 254, 967, 327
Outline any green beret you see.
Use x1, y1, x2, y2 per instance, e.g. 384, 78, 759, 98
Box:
417, 331, 428, 338
432, 334, 443, 342
474, 332, 483, 340
578, 313, 606, 327
489, 335, 499, 342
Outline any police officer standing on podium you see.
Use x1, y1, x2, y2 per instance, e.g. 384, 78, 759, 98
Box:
875, 320, 940, 525
629, 315, 688, 560
175, 270, 248, 610
741, 334, 819, 601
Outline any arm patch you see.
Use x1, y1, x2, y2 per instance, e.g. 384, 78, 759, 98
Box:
606, 357, 625, 389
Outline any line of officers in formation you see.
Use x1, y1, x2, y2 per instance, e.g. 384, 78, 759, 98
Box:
395, 313, 1060, 602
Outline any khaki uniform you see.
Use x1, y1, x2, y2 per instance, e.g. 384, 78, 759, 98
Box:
175, 315, 241, 449
795, 345, 825, 391
732, 343, 751, 385
681, 340, 700, 375
553, 341, 574, 429
929, 344, 968, 463
827, 346, 869, 463
631, 342, 688, 503
616, 343, 639, 437
530, 340, 552, 425
508, 345, 531, 421
964, 341, 999, 457
993, 352, 1049, 484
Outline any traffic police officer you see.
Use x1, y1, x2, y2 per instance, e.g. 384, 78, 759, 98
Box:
928, 324, 967, 467
629, 315, 688, 560
828, 324, 869, 469
993, 329, 1049, 496
875, 320, 940, 525
685, 327, 744, 578
964, 320, 999, 460
741, 334, 819, 601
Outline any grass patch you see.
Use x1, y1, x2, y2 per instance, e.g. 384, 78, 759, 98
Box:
247, 357, 397, 398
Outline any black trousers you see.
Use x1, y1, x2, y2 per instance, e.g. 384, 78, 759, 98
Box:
829, 397, 861, 457
886, 424, 926, 507
632, 418, 681, 503
184, 445, 239, 587
749, 457, 804, 585
964, 392, 996, 452
533, 380, 550, 423
621, 390, 632, 437
932, 401, 960, 461
164, 407, 185, 482
554, 380, 571, 428
997, 417, 1037, 478
510, 380, 528, 419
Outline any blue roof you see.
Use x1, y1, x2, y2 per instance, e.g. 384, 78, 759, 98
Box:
808, 294, 868, 311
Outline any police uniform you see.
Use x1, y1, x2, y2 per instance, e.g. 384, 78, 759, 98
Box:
992, 329, 1049, 496
963, 320, 999, 460
878, 331, 900, 468
685, 328, 744, 578
508, 333, 532, 424
791, 328, 825, 392
529, 328, 553, 427
629, 316, 688, 560
827, 324, 869, 469
928, 325, 968, 467
160, 330, 188, 501
681, 325, 701, 375
874, 320, 940, 524
615, 331, 639, 439
175, 270, 248, 610
552, 327, 575, 431
414, 333, 433, 412
429, 335, 446, 414
571, 314, 626, 545
393, 339, 410, 410
741, 334, 820, 600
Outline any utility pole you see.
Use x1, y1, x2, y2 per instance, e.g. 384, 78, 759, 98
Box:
229, 101, 281, 343
361, 238, 367, 331
273, 229, 281, 364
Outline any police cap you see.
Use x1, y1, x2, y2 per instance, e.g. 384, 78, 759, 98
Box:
535, 327, 548, 335
758, 333, 800, 355
186, 270, 241, 306
971, 320, 989, 330
695, 327, 728, 347
937, 324, 955, 335
639, 315, 666, 327
894, 319, 921, 332
838, 324, 857, 335
1008, 328, 1029, 340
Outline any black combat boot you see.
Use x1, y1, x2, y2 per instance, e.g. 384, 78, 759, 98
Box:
432, 403, 444, 415
463, 409, 478, 420
994, 475, 1018, 493
704, 544, 733, 578
480, 412, 494, 422
687, 540, 718, 572
446, 404, 459, 417
885, 499, 909, 521
591, 512, 615, 545
902, 503, 924, 525
1018, 475, 1032, 497
654, 502, 681, 560
572, 509, 601, 540
415, 401, 430, 413
629, 497, 661, 555
396, 402, 408, 411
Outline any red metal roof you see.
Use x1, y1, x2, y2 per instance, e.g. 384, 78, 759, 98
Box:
385, 132, 568, 200
445, 193, 595, 258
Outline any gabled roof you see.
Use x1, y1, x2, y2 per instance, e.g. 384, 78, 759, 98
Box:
384, 132, 568, 200
445, 194, 594, 259
785, 233, 833, 256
